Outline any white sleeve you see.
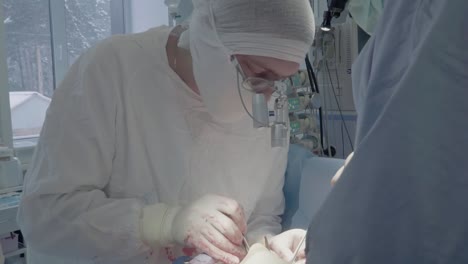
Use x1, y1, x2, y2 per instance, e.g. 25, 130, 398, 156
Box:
18, 39, 147, 261
246, 149, 287, 243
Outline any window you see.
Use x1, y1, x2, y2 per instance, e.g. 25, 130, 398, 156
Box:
2, 0, 116, 140
1, 0, 169, 169
3, 0, 54, 140
1, 0, 126, 170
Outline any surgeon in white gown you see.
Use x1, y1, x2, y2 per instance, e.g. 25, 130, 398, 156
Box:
307, 0, 468, 263
17, 0, 315, 263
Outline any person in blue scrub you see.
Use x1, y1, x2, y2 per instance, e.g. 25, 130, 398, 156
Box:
306, 0, 468, 263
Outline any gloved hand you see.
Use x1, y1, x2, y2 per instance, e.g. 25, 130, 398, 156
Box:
173, 195, 248, 264
267, 229, 307, 264
141, 195, 247, 264
240, 243, 287, 264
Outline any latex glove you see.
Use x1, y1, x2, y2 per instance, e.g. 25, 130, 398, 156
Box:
141, 195, 247, 264
268, 229, 307, 264
331, 151, 354, 186
174, 195, 247, 264
241, 243, 287, 264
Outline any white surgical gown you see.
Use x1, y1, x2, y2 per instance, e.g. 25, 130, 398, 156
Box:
307, 0, 468, 263
18, 26, 287, 264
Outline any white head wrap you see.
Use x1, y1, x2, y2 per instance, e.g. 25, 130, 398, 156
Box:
180, 0, 315, 123
180, 0, 315, 63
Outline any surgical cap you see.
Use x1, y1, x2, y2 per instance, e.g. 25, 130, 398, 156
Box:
183, 0, 315, 63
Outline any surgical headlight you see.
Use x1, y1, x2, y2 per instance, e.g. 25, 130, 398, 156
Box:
233, 58, 290, 148
321, 0, 350, 31
321, 11, 333, 31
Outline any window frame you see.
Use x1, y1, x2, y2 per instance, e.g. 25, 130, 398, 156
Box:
0, 0, 13, 149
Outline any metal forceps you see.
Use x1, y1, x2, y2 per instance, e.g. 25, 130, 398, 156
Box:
242, 236, 250, 252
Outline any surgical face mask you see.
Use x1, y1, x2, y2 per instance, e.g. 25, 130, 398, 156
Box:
348, 0, 384, 35
189, 9, 250, 124
232, 58, 290, 148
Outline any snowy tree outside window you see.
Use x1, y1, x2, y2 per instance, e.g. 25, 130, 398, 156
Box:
3, 0, 53, 97
65, 0, 111, 65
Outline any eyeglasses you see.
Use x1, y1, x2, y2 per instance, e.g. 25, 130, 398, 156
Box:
242, 77, 275, 94
232, 58, 288, 94
231, 57, 290, 147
